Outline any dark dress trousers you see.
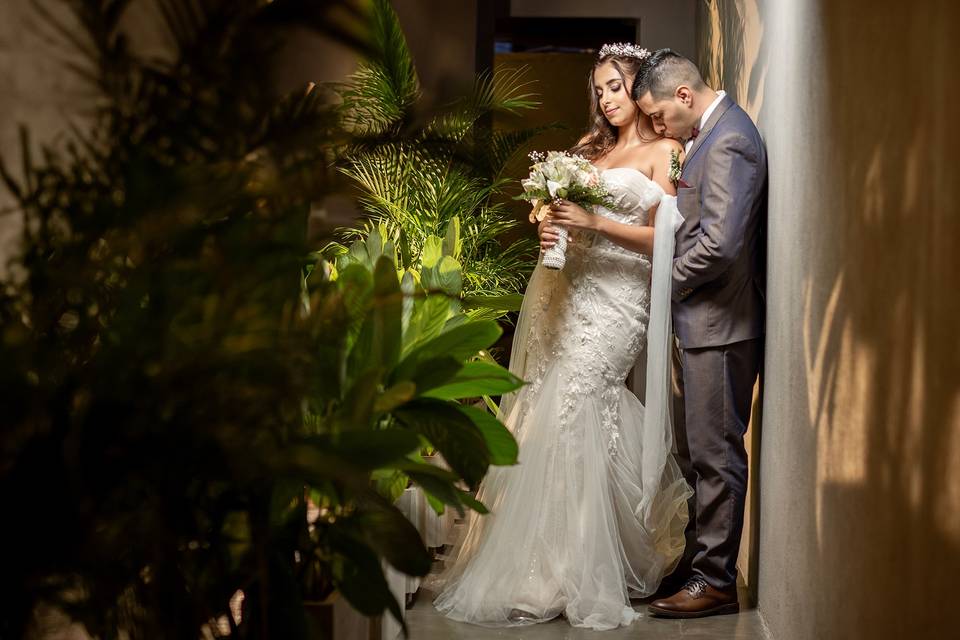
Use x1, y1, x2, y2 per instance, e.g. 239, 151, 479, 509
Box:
671, 94, 767, 590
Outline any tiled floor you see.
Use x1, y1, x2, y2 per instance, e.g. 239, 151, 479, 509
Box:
406, 587, 770, 640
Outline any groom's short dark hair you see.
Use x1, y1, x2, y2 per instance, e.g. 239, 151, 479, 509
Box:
632, 49, 706, 101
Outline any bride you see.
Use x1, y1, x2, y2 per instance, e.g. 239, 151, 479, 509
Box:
433, 43, 692, 631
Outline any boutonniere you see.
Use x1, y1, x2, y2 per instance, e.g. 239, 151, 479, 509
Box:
668, 149, 683, 188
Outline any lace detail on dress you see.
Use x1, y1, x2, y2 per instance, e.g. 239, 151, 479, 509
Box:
433, 167, 692, 631
517, 168, 662, 454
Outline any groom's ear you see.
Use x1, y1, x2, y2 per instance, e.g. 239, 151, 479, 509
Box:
675, 86, 694, 107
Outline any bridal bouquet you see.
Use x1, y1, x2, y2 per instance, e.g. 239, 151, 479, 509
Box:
516, 151, 613, 270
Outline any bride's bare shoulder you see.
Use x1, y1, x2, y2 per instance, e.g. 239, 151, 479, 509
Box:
654, 137, 684, 158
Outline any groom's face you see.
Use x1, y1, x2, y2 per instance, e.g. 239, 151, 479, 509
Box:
637, 89, 696, 140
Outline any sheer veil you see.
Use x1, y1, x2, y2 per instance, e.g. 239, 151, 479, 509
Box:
634, 194, 689, 537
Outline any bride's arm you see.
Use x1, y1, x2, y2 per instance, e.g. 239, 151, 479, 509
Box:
549, 140, 682, 257
645, 139, 682, 229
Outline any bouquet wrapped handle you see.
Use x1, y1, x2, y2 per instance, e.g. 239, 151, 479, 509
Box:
519, 150, 613, 271
541, 225, 568, 270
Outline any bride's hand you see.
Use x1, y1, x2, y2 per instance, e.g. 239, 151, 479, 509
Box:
538, 214, 563, 251
539, 211, 581, 250
548, 200, 596, 231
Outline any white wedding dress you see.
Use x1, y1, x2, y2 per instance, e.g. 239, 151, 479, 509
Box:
433, 168, 693, 630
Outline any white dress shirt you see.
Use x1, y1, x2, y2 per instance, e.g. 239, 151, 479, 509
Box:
684, 90, 726, 154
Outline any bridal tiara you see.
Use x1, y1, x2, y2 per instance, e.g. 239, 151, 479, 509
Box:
598, 43, 651, 60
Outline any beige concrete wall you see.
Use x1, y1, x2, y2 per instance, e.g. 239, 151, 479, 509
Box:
393, 0, 477, 106
699, 0, 960, 638
0, 0, 90, 274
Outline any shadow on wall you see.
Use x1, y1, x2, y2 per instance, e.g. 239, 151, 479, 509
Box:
698, 0, 769, 119
805, 0, 959, 636
702, 1, 958, 637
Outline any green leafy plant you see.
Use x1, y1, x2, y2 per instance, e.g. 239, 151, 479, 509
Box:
292, 248, 524, 622
0, 0, 521, 637
321, 218, 520, 466
326, 0, 544, 316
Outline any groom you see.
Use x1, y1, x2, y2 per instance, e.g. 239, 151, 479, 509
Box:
632, 50, 767, 618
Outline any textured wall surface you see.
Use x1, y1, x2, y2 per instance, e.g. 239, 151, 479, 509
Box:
0, 1, 91, 274
699, 1, 959, 638
393, 0, 477, 105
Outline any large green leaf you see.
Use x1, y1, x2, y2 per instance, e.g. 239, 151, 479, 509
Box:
372, 468, 409, 503
392, 320, 501, 382
400, 269, 416, 335
353, 492, 432, 577
442, 216, 461, 258
366, 225, 383, 262
457, 490, 489, 515
405, 470, 463, 516
407, 356, 464, 395
462, 293, 524, 312
347, 238, 369, 267
337, 263, 374, 327
436, 255, 462, 295
330, 531, 405, 627
387, 459, 460, 481
396, 465, 489, 516
420, 361, 524, 400
456, 405, 518, 466
373, 380, 416, 412
339, 367, 383, 430
402, 293, 450, 354
420, 254, 462, 295
421, 235, 442, 269
317, 430, 421, 469
394, 399, 490, 488
348, 256, 402, 375
267, 443, 370, 492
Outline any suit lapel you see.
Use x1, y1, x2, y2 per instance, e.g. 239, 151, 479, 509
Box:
683, 94, 735, 169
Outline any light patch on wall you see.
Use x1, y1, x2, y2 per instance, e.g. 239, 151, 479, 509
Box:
802, 274, 844, 434
704, 0, 723, 86
816, 317, 871, 485
901, 124, 927, 214
699, 0, 765, 120
862, 147, 885, 225
903, 323, 926, 511
940, 392, 960, 539
803, 273, 879, 540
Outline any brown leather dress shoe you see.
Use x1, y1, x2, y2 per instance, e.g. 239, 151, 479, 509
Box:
647, 576, 739, 619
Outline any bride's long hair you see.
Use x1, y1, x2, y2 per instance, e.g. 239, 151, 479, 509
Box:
569, 53, 657, 160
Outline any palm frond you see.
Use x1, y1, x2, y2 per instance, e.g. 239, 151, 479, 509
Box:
475, 123, 561, 181
330, 24, 540, 302
408, 166, 492, 232
429, 67, 538, 142
482, 66, 540, 114
336, 0, 419, 135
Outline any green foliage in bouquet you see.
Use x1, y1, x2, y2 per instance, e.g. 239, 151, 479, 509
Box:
515, 150, 614, 218
0, 0, 520, 638
326, 0, 544, 314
